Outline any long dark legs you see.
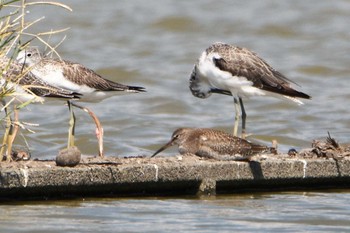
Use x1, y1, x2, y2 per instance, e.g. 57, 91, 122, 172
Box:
233, 97, 247, 139
239, 97, 247, 139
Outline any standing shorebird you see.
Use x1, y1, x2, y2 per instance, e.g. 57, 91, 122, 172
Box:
151, 128, 272, 161
1, 56, 80, 103
0, 56, 80, 160
190, 42, 311, 138
16, 47, 146, 156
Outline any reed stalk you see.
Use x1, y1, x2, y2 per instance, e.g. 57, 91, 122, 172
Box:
0, 0, 71, 161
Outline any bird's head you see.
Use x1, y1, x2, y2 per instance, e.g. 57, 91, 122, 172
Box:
189, 65, 212, 99
17, 47, 42, 65
151, 128, 191, 158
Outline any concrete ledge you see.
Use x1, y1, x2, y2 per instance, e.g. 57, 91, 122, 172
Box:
1, 154, 350, 200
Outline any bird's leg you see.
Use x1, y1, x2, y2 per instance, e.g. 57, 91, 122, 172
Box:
67, 100, 76, 149
0, 105, 11, 161
6, 107, 20, 161
70, 102, 104, 157
233, 97, 241, 137
239, 97, 247, 139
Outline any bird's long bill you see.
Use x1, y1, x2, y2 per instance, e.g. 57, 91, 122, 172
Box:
211, 88, 232, 96
151, 139, 175, 158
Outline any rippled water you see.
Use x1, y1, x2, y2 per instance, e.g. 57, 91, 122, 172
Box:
1, 190, 350, 232
7, 0, 349, 158
2, 0, 350, 232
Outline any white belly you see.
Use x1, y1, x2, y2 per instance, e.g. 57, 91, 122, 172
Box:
198, 52, 265, 97
31, 68, 96, 95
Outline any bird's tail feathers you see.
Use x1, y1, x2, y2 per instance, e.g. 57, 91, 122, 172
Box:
126, 85, 146, 93
250, 143, 275, 155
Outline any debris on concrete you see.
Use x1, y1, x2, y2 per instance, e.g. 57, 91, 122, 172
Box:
0, 135, 349, 200
56, 146, 81, 167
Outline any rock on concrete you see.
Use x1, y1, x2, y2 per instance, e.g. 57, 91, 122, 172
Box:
56, 146, 81, 167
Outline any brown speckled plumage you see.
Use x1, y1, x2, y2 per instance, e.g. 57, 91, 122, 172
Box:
189, 42, 311, 138
44, 59, 145, 92
190, 42, 311, 99
19, 47, 145, 93
0, 56, 80, 99
152, 128, 271, 160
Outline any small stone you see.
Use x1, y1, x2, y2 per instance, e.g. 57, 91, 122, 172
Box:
288, 148, 298, 157
56, 146, 81, 167
12, 150, 31, 161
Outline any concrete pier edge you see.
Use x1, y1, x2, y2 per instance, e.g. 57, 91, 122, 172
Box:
1, 154, 350, 200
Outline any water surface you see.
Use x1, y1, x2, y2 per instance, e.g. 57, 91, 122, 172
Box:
6, 0, 349, 158
1, 1, 350, 232
1, 190, 350, 232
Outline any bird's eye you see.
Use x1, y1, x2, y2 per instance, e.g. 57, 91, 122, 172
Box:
27, 53, 32, 57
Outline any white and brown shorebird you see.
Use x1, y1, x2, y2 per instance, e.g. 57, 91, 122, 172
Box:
1, 56, 80, 103
16, 47, 146, 157
0, 56, 80, 160
151, 128, 272, 161
190, 42, 311, 139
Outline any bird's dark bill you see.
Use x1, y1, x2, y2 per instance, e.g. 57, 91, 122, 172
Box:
210, 88, 232, 96
151, 140, 174, 158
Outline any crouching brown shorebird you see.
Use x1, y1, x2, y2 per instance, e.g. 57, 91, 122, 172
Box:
151, 128, 272, 161
16, 47, 146, 157
190, 42, 311, 139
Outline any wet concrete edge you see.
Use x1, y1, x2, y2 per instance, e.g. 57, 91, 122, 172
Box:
1, 156, 350, 200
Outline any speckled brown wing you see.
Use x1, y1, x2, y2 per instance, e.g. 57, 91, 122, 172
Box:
178, 129, 202, 155
196, 129, 252, 157
195, 128, 268, 159
0, 57, 80, 99
209, 43, 310, 99
52, 59, 145, 92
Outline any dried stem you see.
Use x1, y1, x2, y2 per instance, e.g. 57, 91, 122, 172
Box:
0, 0, 72, 161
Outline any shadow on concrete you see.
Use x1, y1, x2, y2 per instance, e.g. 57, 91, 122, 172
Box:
248, 161, 264, 179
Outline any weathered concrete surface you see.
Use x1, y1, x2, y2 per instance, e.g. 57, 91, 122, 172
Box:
1, 152, 350, 200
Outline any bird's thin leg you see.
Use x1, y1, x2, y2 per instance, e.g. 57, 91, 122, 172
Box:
67, 100, 76, 149
6, 107, 20, 161
0, 105, 11, 161
70, 102, 104, 157
233, 97, 240, 137
239, 97, 247, 139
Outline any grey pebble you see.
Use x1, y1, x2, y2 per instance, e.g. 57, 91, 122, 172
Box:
56, 146, 81, 167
